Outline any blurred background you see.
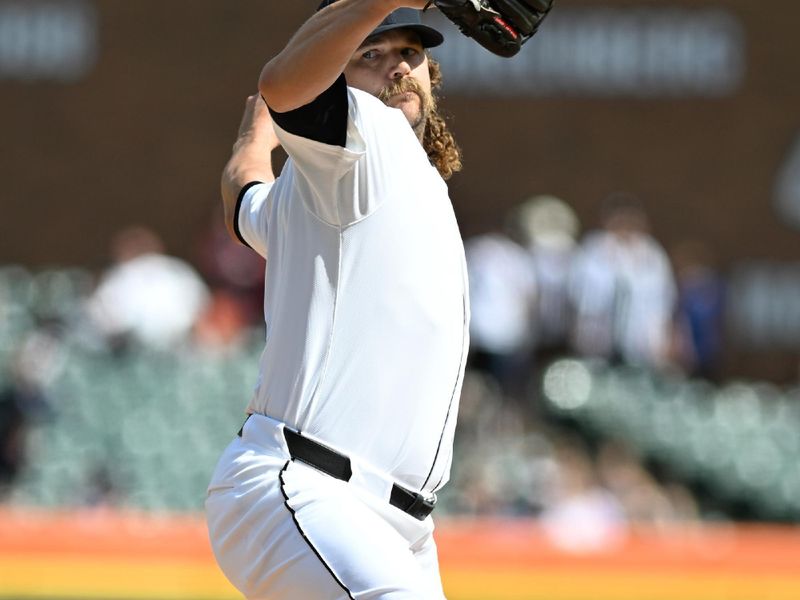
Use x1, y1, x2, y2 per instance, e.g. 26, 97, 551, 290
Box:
1, 0, 799, 598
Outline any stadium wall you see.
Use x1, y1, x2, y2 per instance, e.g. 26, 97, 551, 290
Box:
3, 0, 800, 381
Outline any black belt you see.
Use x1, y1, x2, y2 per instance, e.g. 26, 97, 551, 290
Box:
238, 418, 436, 521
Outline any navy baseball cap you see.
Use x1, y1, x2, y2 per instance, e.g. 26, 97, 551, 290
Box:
316, 0, 444, 48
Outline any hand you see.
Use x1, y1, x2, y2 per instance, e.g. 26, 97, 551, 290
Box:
235, 94, 280, 153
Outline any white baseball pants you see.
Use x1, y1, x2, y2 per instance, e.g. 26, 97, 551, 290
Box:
205, 413, 447, 599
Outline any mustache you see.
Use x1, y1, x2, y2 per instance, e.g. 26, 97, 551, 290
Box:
377, 77, 432, 109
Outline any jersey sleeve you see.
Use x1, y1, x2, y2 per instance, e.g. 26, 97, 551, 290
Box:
269, 89, 370, 225
268, 75, 347, 147
235, 181, 274, 259
271, 86, 422, 228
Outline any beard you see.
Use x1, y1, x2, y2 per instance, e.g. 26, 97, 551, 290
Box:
377, 77, 434, 139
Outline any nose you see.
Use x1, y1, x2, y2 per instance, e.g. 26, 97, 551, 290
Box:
389, 56, 412, 81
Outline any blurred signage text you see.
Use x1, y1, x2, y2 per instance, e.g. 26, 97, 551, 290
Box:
431, 7, 745, 97
0, 0, 97, 82
729, 263, 800, 350
775, 133, 800, 231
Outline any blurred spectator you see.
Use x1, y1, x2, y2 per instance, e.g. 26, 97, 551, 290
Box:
83, 465, 121, 508
539, 439, 627, 553
515, 195, 580, 360
86, 226, 210, 351
446, 372, 557, 516
193, 289, 253, 353
596, 440, 699, 525
465, 210, 537, 399
569, 194, 677, 369
0, 330, 58, 497
0, 390, 27, 495
670, 240, 726, 380
194, 207, 265, 326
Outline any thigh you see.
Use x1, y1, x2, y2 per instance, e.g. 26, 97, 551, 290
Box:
208, 452, 357, 599
207, 447, 442, 600
279, 460, 440, 600
410, 531, 447, 600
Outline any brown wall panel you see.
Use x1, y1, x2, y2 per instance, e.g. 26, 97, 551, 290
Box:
2, 0, 799, 266
1, 0, 799, 379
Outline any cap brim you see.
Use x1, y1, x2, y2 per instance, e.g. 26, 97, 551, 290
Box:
369, 23, 444, 48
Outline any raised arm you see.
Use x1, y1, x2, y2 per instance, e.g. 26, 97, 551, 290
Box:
221, 95, 280, 243
259, 0, 429, 112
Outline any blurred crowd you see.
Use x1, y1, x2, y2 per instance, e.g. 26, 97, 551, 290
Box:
0, 216, 266, 501
450, 191, 732, 535
0, 195, 739, 532
441, 369, 703, 550
465, 192, 725, 400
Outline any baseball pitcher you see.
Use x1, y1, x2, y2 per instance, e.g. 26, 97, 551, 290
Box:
206, 0, 553, 597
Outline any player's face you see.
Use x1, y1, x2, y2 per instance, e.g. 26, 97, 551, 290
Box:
345, 30, 433, 136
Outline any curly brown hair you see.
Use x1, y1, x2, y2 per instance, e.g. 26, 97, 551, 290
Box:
424, 57, 462, 180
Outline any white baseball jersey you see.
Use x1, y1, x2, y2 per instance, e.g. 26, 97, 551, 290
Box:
236, 86, 469, 496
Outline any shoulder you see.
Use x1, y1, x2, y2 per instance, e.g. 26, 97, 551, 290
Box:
346, 86, 386, 112
346, 86, 408, 131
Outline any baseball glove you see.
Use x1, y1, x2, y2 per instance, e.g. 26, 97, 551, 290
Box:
430, 0, 554, 57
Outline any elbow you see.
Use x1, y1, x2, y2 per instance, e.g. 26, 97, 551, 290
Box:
258, 63, 286, 113
259, 60, 305, 113
258, 64, 274, 105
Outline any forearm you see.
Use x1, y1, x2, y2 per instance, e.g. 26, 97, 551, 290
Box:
221, 140, 275, 214
259, 0, 402, 112
221, 138, 274, 242
221, 94, 281, 243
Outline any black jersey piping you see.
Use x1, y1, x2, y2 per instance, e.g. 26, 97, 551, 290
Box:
421, 293, 468, 491
278, 461, 356, 599
233, 181, 264, 248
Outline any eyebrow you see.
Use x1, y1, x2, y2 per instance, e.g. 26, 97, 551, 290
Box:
357, 31, 422, 50
358, 34, 384, 49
